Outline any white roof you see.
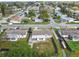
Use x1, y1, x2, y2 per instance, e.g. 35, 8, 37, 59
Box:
61, 16, 75, 21
55, 7, 61, 11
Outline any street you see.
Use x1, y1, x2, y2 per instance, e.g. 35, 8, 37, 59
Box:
1, 23, 51, 29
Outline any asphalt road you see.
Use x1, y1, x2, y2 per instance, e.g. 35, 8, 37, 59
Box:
1, 23, 51, 29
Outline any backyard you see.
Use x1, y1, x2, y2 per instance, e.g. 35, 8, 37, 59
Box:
67, 41, 79, 57
33, 39, 54, 57
0, 38, 55, 57
0, 38, 38, 57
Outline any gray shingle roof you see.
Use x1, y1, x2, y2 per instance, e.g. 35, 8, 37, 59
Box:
32, 29, 52, 35
61, 29, 79, 35
5, 29, 27, 35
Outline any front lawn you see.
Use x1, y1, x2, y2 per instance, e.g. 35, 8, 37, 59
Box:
66, 22, 79, 24
54, 19, 60, 23
21, 18, 50, 24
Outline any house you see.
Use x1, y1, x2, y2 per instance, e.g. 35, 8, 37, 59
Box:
55, 7, 76, 23
5, 28, 27, 41
32, 14, 43, 22
10, 11, 25, 23
68, 7, 79, 20
29, 29, 52, 46
55, 7, 61, 12
56, 12, 62, 17
60, 28, 79, 41
60, 15, 76, 22
33, 18, 43, 22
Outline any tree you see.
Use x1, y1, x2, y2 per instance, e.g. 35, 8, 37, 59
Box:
68, 35, 72, 40
28, 10, 36, 19
0, 29, 6, 41
39, 10, 49, 22
24, 12, 27, 17
21, 19, 28, 24
53, 9, 57, 19
27, 27, 32, 41
0, 3, 6, 16
28, 27, 32, 34
57, 16, 61, 20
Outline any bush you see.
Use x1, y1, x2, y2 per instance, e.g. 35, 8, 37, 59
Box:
21, 19, 28, 24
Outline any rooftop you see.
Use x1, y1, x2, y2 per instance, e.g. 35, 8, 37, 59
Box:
32, 29, 52, 35
5, 28, 27, 35
61, 29, 79, 35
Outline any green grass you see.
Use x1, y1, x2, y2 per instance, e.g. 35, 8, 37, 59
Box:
66, 22, 79, 24
21, 19, 50, 24
67, 41, 79, 51
0, 38, 27, 48
0, 38, 37, 57
67, 41, 79, 56
33, 39, 54, 57
52, 28, 63, 56
54, 19, 60, 23
0, 38, 55, 57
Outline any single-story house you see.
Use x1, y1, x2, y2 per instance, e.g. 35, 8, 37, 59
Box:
55, 10, 62, 16
29, 29, 52, 46
32, 14, 43, 22
73, 11, 79, 16
33, 18, 43, 22
60, 29, 79, 41
56, 12, 62, 17
60, 16, 76, 22
55, 7, 61, 11
5, 28, 27, 41
10, 12, 25, 23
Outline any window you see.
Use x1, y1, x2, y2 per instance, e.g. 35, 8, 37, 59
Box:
32, 38, 37, 40
11, 38, 16, 40
39, 38, 43, 40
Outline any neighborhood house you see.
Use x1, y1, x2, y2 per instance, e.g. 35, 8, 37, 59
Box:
60, 28, 79, 41
29, 29, 52, 46
10, 12, 25, 23
5, 28, 27, 41
60, 16, 76, 22
33, 18, 43, 22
